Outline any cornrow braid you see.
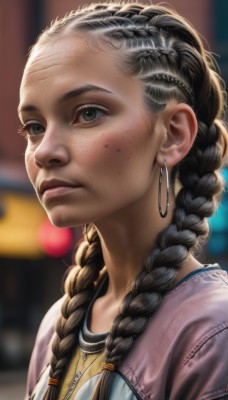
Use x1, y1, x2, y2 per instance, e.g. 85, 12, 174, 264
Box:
137, 48, 177, 58
149, 73, 194, 105
106, 25, 160, 38
30, 3, 228, 400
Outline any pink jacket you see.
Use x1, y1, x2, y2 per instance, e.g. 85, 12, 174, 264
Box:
25, 267, 228, 399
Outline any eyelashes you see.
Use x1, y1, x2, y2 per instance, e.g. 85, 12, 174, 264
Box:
18, 124, 28, 138
18, 122, 45, 138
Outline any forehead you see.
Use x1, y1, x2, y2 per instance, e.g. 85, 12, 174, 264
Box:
24, 34, 91, 79
20, 33, 143, 103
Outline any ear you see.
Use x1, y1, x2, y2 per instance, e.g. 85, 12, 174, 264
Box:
156, 102, 198, 168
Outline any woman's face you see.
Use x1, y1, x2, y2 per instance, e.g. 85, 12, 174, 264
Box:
19, 34, 163, 227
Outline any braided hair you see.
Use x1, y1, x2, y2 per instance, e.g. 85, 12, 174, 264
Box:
30, 3, 228, 400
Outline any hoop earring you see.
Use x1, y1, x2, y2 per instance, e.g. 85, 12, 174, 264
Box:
158, 160, 170, 218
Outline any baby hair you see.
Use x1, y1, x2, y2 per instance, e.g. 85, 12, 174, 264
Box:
28, 3, 228, 400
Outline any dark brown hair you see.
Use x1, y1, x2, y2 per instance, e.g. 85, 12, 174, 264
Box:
28, 2, 228, 399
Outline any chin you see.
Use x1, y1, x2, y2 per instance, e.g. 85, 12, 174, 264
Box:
47, 211, 84, 228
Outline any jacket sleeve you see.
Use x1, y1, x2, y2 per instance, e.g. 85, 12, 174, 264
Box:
24, 298, 63, 400
171, 322, 228, 400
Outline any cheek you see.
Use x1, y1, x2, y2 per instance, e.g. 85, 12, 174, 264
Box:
82, 134, 133, 178
83, 120, 152, 176
24, 147, 37, 184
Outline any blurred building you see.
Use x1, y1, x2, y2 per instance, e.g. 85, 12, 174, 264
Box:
0, 0, 227, 372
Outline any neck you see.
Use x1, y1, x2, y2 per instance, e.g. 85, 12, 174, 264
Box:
94, 198, 173, 300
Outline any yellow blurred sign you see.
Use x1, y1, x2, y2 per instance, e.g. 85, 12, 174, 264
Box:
0, 192, 46, 259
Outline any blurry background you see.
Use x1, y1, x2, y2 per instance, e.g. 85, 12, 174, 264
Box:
0, 0, 228, 398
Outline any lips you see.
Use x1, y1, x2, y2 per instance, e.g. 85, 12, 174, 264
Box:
38, 179, 77, 195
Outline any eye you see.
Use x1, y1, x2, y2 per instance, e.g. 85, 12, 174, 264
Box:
20, 122, 45, 137
74, 105, 107, 124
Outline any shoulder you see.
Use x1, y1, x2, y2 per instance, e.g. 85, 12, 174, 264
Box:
160, 267, 228, 334
169, 268, 228, 398
168, 266, 228, 317
120, 268, 228, 400
25, 297, 63, 399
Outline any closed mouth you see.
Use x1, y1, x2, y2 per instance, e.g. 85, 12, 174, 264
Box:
39, 179, 79, 195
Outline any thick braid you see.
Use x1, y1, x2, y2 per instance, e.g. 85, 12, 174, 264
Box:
175, 121, 226, 251
30, 3, 228, 400
43, 226, 105, 400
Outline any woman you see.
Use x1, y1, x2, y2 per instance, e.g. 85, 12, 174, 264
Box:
18, 2, 228, 399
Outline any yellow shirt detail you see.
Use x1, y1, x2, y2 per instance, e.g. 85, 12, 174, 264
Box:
58, 347, 105, 400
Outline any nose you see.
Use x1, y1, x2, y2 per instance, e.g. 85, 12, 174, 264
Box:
34, 126, 70, 168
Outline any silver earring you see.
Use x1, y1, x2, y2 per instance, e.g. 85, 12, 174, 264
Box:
158, 160, 170, 218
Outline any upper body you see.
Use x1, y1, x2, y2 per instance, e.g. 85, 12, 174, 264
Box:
18, 2, 228, 400
26, 266, 228, 400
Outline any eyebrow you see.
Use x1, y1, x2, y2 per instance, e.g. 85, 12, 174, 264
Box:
18, 84, 113, 114
59, 84, 113, 102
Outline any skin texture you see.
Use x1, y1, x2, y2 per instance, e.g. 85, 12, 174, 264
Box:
19, 33, 200, 332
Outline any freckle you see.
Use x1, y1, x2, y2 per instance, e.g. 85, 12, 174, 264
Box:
104, 144, 109, 148
116, 148, 121, 152
118, 171, 122, 175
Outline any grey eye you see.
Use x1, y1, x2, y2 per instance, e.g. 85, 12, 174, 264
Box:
74, 106, 106, 124
24, 122, 45, 136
